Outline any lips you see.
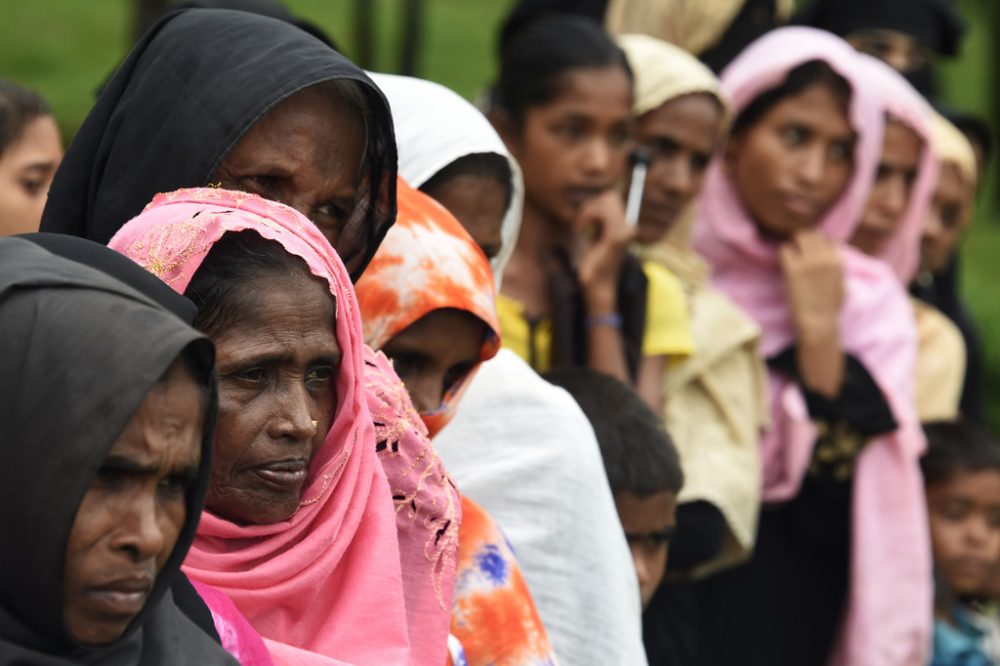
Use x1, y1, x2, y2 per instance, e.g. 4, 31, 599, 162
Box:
953, 555, 992, 575
253, 458, 309, 491
85, 577, 152, 618
780, 192, 819, 219
565, 186, 607, 210
641, 198, 682, 224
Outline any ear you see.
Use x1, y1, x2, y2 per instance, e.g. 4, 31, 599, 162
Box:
488, 107, 522, 157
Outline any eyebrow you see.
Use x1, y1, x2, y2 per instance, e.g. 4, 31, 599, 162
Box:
20, 161, 57, 173
100, 454, 199, 477
222, 351, 342, 370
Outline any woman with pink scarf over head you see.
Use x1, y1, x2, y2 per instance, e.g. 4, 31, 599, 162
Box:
109, 187, 434, 665
847, 56, 966, 424
692, 28, 930, 666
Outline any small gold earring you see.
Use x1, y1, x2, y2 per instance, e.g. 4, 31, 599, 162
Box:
311, 419, 319, 429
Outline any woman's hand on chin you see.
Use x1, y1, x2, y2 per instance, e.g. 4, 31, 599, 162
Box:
780, 230, 845, 398
577, 189, 635, 306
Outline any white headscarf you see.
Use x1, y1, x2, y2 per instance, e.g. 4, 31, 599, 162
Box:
371, 72, 648, 666
368, 72, 524, 288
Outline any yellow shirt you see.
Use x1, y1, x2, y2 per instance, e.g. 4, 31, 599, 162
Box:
642, 261, 695, 358
497, 263, 693, 372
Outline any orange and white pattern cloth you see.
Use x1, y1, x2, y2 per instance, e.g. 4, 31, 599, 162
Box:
356, 179, 557, 665
355, 177, 500, 436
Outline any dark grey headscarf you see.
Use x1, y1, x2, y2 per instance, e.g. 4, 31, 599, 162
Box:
0, 238, 233, 665
40, 8, 397, 282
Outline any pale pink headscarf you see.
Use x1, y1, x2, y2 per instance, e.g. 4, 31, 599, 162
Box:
693, 28, 930, 666
109, 188, 412, 666
855, 54, 939, 284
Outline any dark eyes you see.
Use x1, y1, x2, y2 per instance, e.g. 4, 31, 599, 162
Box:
232, 368, 266, 385
556, 122, 587, 142
20, 178, 46, 196
829, 142, 851, 162
941, 205, 962, 229
238, 174, 278, 195
159, 473, 197, 496
781, 126, 807, 145
95, 468, 195, 496
227, 365, 336, 388
610, 124, 632, 147
306, 366, 336, 386
691, 154, 711, 173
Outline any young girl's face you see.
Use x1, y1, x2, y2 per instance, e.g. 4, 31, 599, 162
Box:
920, 162, 974, 274
634, 93, 724, 244
927, 468, 1000, 597
381, 308, 487, 414
503, 66, 633, 227
850, 119, 923, 256
725, 83, 856, 241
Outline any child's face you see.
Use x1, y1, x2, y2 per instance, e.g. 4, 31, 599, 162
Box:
927, 469, 1000, 597
615, 490, 677, 609
503, 66, 633, 228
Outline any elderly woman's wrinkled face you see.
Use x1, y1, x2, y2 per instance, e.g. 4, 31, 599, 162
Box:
63, 361, 203, 646
211, 85, 365, 248
209, 270, 340, 524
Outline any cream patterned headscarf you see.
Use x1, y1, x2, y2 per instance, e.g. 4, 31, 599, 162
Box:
607, 0, 795, 56
617, 33, 728, 285
929, 109, 978, 189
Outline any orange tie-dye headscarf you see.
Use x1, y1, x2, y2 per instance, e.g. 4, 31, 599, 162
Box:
356, 178, 501, 437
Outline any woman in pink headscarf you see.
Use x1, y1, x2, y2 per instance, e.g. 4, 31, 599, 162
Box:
109, 187, 431, 665
692, 28, 929, 666
847, 56, 965, 424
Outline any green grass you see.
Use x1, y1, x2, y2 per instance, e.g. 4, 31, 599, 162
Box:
3, 0, 999, 426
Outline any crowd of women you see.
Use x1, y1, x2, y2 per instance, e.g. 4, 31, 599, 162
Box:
2, 0, 998, 664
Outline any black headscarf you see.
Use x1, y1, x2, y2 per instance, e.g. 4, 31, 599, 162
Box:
19, 233, 197, 323
795, 0, 966, 57
0, 238, 232, 665
40, 8, 397, 282
16, 232, 224, 643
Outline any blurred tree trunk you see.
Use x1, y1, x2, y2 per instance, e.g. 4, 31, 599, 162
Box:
991, 0, 999, 198
399, 0, 423, 76
354, 0, 375, 69
133, 0, 170, 40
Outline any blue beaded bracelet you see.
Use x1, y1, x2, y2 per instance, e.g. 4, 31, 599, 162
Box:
585, 313, 623, 329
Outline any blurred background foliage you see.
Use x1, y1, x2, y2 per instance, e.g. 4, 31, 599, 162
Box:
2, 0, 997, 426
